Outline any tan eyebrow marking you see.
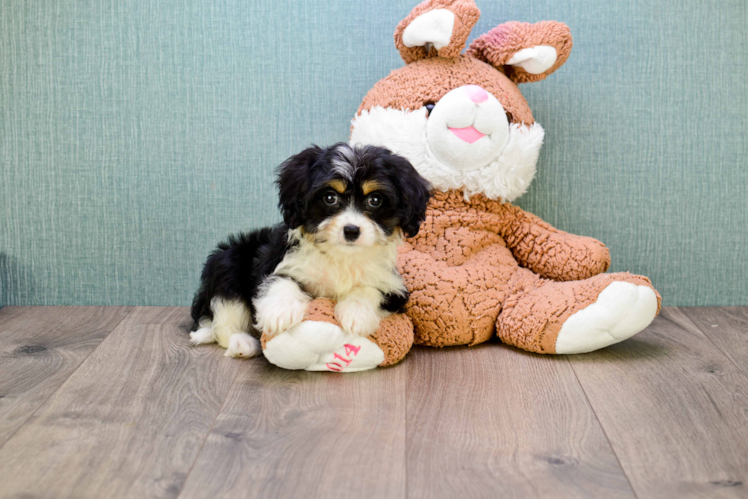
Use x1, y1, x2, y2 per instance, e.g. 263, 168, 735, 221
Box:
326, 179, 347, 193
362, 180, 384, 195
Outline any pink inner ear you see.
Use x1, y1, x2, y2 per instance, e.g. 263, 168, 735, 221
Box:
449, 126, 486, 144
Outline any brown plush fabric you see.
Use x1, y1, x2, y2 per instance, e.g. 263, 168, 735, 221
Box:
405, 190, 610, 278
264, 5, 660, 367
369, 314, 415, 367
497, 269, 661, 353
397, 189, 659, 348
303, 298, 340, 324
357, 55, 534, 125
394, 0, 481, 64
467, 21, 573, 84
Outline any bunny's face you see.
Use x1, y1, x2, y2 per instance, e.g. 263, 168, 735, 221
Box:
350, 0, 572, 202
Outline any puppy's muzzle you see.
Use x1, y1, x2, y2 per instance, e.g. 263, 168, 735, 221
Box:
343, 224, 361, 242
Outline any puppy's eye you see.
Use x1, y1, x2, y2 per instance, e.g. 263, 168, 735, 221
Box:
424, 102, 436, 116
366, 193, 383, 209
323, 192, 339, 206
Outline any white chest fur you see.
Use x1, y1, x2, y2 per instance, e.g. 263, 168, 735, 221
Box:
274, 231, 404, 299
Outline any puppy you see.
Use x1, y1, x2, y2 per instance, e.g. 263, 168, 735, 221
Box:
189, 143, 431, 358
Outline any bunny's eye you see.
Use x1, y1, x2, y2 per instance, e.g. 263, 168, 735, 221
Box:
424, 102, 436, 116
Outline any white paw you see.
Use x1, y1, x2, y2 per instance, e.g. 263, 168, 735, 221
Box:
555, 281, 658, 354
225, 332, 262, 358
335, 299, 381, 337
189, 327, 214, 345
253, 283, 310, 336
263, 321, 384, 372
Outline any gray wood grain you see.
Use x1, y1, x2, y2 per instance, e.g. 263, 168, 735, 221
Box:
3, 306, 748, 498
179, 357, 407, 498
682, 307, 748, 378
405, 343, 633, 498
0, 306, 241, 499
0, 306, 131, 448
569, 307, 748, 498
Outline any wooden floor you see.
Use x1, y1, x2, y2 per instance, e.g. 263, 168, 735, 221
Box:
0, 306, 746, 498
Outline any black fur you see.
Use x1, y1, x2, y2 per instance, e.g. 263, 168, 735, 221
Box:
380, 291, 410, 313
190, 225, 299, 333
276, 142, 432, 238
191, 143, 431, 335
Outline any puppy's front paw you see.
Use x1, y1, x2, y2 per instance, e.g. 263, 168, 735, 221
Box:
255, 295, 309, 336
335, 299, 381, 337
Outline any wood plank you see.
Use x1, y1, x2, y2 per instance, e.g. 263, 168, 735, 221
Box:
0, 306, 131, 447
0, 306, 242, 498
569, 307, 748, 498
682, 307, 748, 378
405, 343, 633, 498
179, 356, 407, 498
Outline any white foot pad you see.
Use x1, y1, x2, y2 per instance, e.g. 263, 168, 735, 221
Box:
555, 281, 658, 354
263, 321, 384, 372
225, 332, 262, 358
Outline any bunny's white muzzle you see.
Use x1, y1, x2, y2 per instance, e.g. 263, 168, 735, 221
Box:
427, 85, 510, 171
350, 87, 544, 202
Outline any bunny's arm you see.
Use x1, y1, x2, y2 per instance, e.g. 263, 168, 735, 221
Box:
492, 202, 610, 281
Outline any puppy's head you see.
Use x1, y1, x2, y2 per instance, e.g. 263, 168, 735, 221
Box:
276, 143, 431, 250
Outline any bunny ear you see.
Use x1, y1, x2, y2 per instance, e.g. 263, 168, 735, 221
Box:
467, 21, 573, 84
394, 0, 481, 64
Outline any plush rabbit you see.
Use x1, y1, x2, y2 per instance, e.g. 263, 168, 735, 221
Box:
261, 0, 661, 372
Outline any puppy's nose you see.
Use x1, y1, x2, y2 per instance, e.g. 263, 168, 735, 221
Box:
343, 225, 361, 242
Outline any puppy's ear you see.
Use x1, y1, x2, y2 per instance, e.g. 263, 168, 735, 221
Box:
388, 153, 432, 238
276, 146, 321, 229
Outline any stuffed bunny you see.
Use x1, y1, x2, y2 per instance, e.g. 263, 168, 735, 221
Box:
261, 0, 661, 372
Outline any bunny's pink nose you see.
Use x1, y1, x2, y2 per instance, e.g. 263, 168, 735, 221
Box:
464, 85, 488, 103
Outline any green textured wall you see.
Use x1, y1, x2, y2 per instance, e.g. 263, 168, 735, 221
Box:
1, 0, 746, 307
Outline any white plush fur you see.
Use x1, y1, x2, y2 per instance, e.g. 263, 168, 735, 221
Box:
350, 105, 544, 202
426, 86, 510, 170
402, 8, 455, 50
507, 45, 558, 74
253, 276, 312, 336
263, 320, 385, 372
555, 282, 658, 354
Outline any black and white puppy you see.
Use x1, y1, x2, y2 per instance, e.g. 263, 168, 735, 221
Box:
189, 143, 431, 358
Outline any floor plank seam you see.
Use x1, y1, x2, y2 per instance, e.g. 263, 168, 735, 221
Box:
404, 365, 409, 500
680, 307, 748, 380
0, 306, 135, 454
176, 363, 243, 499
565, 355, 639, 499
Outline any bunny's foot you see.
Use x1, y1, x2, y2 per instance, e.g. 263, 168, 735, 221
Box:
497, 271, 661, 354
262, 299, 413, 372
